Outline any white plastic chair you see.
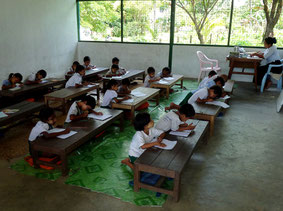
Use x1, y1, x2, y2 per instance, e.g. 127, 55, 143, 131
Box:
260, 59, 283, 93
196, 51, 221, 82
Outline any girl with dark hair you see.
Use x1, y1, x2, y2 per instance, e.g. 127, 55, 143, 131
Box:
2, 73, 23, 90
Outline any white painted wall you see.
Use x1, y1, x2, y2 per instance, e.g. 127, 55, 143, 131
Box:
78, 42, 283, 82
0, 0, 78, 86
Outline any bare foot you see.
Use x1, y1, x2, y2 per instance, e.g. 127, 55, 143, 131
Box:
121, 158, 134, 170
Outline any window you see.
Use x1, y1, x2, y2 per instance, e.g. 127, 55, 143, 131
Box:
79, 1, 121, 41
123, 0, 171, 43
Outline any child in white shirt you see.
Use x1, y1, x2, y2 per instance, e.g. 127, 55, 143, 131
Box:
155, 104, 196, 132
65, 95, 103, 123
106, 64, 125, 77
198, 70, 217, 89
101, 79, 131, 108
83, 56, 96, 70
121, 113, 166, 170
66, 61, 80, 75
26, 70, 47, 85
144, 67, 160, 87
28, 107, 70, 156
65, 65, 88, 88
157, 67, 172, 78
111, 57, 126, 75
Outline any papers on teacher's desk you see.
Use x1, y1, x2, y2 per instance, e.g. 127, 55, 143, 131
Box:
206, 101, 230, 108
163, 77, 174, 81
0, 112, 8, 118
88, 113, 112, 121
131, 90, 146, 97
169, 130, 192, 137
158, 80, 169, 84
47, 128, 77, 139
154, 139, 177, 150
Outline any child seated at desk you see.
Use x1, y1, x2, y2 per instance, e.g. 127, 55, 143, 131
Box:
83, 56, 96, 70
121, 113, 166, 170
106, 64, 126, 77
155, 104, 196, 132
2, 73, 23, 90
144, 67, 160, 87
28, 107, 70, 156
25, 69, 47, 85
65, 65, 88, 88
193, 76, 225, 94
67, 61, 80, 75
118, 78, 131, 95
158, 67, 172, 78
166, 85, 222, 112
112, 57, 126, 74
199, 70, 217, 88
65, 95, 103, 123
101, 79, 131, 108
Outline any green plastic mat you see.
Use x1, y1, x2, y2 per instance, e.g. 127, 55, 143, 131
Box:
11, 79, 198, 206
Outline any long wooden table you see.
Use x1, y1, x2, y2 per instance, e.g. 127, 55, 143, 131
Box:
111, 87, 159, 120
0, 78, 66, 97
0, 101, 45, 127
102, 69, 145, 90
227, 56, 262, 90
31, 109, 124, 176
150, 75, 184, 99
44, 84, 99, 113
134, 120, 209, 202
84, 67, 109, 80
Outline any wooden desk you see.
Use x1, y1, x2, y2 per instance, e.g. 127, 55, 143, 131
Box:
31, 109, 124, 176
134, 120, 209, 202
150, 75, 184, 99
102, 69, 145, 90
0, 78, 66, 98
227, 56, 262, 90
0, 101, 45, 127
111, 87, 159, 120
84, 67, 109, 80
44, 84, 99, 113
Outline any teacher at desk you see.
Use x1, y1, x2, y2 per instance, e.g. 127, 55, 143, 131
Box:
251, 37, 281, 89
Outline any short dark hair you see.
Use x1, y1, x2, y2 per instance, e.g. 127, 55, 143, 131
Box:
9, 73, 23, 81
81, 95, 96, 109
214, 77, 225, 87
84, 56, 90, 62
162, 67, 171, 74
73, 61, 80, 66
147, 67, 155, 74
76, 65, 85, 73
208, 71, 217, 77
39, 107, 54, 122
134, 113, 151, 131
106, 79, 118, 90
265, 37, 277, 45
111, 64, 119, 70
210, 85, 222, 98
112, 57, 119, 63
179, 104, 195, 118
37, 69, 47, 78
121, 78, 130, 86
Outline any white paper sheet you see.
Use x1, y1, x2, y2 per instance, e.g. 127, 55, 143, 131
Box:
158, 80, 169, 84
169, 130, 192, 137
206, 101, 230, 108
131, 90, 146, 97
9, 87, 21, 91
40, 80, 48, 84
122, 99, 134, 103
154, 139, 177, 150
219, 95, 231, 100
87, 84, 96, 88
0, 112, 8, 118
163, 77, 174, 81
88, 113, 112, 121
47, 128, 78, 139
112, 76, 123, 79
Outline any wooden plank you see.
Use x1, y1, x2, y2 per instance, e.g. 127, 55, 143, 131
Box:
224, 80, 235, 93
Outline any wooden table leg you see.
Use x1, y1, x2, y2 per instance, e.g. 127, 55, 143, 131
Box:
209, 116, 215, 136
61, 153, 69, 176
156, 94, 160, 106
228, 60, 234, 79
130, 107, 135, 122
180, 79, 183, 88
166, 87, 169, 99
62, 99, 67, 115
44, 96, 48, 107
134, 164, 140, 192
173, 172, 180, 202
31, 146, 40, 169
254, 62, 258, 90
96, 87, 100, 102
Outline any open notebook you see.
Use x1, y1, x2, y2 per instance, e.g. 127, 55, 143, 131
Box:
154, 139, 177, 150
88, 113, 112, 121
48, 128, 77, 139
169, 130, 192, 137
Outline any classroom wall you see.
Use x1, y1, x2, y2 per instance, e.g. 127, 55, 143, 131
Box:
77, 42, 283, 82
0, 0, 78, 87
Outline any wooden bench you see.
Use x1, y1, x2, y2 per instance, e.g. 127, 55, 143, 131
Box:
224, 79, 235, 94
0, 78, 66, 98
31, 109, 124, 176
84, 67, 109, 80
134, 120, 209, 202
111, 87, 159, 120
150, 75, 184, 99
44, 85, 100, 114
0, 101, 45, 127
102, 69, 145, 90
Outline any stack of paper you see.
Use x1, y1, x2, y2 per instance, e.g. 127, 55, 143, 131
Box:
47, 128, 78, 139
163, 77, 174, 81
131, 90, 146, 97
206, 101, 230, 108
169, 130, 192, 137
88, 113, 112, 121
154, 139, 177, 150
0, 112, 8, 119
158, 80, 169, 84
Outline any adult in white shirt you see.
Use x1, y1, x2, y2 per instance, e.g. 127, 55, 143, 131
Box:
251, 37, 281, 89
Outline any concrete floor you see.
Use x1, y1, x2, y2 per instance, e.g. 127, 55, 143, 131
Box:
0, 81, 283, 211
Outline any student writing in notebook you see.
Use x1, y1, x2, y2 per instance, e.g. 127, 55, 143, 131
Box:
25, 69, 47, 85
118, 78, 131, 95
65, 65, 89, 88
2, 73, 23, 90
144, 67, 160, 87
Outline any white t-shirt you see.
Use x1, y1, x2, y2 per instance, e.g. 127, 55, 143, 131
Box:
144, 75, 158, 87
28, 121, 51, 142
106, 68, 125, 75
261, 45, 280, 66
101, 90, 118, 107
65, 73, 82, 88
65, 101, 83, 123
155, 111, 182, 132
188, 88, 209, 112
27, 73, 37, 82
129, 128, 163, 158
